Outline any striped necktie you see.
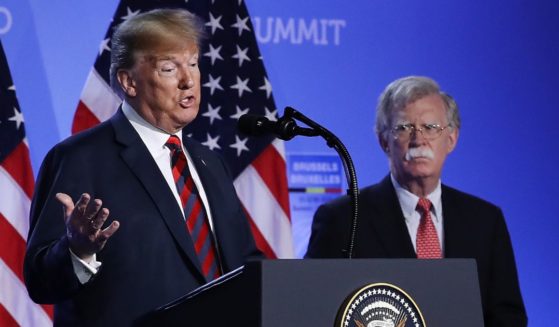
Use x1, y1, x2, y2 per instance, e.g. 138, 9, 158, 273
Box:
165, 135, 221, 280
416, 198, 442, 259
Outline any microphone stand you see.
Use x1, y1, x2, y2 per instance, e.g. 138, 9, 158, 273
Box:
282, 107, 359, 259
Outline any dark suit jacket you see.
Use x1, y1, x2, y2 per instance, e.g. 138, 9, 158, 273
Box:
306, 175, 527, 327
24, 109, 261, 326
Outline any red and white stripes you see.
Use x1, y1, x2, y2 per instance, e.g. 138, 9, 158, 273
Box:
234, 139, 293, 258
0, 141, 53, 326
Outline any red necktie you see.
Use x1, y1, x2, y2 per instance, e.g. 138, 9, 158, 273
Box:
166, 135, 221, 280
416, 198, 442, 259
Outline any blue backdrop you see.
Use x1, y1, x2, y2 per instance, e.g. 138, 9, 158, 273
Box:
2, 1, 558, 325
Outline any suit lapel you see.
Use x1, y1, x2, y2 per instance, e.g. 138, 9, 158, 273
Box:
441, 185, 467, 258
110, 109, 205, 282
367, 176, 416, 258
182, 137, 231, 271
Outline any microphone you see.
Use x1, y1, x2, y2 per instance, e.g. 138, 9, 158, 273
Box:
238, 114, 318, 140
239, 107, 360, 258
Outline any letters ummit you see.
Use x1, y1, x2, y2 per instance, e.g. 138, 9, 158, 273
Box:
252, 17, 346, 46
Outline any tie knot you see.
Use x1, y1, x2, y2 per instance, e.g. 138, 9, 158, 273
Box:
165, 135, 182, 153
416, 198, 432, 214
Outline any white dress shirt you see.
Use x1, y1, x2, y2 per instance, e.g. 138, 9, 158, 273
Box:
72, 102, 215, 283
121, 101, 214, 223
390, 174, 444, 254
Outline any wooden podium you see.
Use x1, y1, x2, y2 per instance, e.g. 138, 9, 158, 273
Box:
139, 259, 484, 326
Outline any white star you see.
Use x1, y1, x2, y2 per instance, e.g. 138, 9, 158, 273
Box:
9, 107, 24, 129
201, 133, 221, 151
203, 74, 223, 95
8, 85, 15, 91
231, 15, 251, 37
264, 107, 278, 121
99, 38, 110, 56
259, 77, 272, 98
232, 45, 251, 67
230, 76, 252, 97
230, 135, 249, 156
230, 106, 250, 120
202, 103, 222, 125
205, 13, 223, 35
121, 7, 140, 21
204, 44, 223, 65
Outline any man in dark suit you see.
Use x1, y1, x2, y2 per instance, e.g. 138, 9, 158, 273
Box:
24, 9, 260, 326
306, 76, 527, 326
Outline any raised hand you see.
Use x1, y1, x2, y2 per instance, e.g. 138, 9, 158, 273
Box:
56, 193, 120, 261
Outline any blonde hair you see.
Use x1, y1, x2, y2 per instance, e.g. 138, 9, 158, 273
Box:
109, 8, 206, 96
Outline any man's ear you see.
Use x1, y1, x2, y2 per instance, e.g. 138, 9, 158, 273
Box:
446, 127, 459, 154
378, 133, 389, 153
117, 70, 136, 97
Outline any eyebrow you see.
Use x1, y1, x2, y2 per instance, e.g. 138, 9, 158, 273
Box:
154, 55, 175, 61
154, 54, 199, 62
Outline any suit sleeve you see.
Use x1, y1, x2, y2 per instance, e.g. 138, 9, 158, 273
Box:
485, 208, 528, 327
305, 201, 350, 258
23, 146, 86, 303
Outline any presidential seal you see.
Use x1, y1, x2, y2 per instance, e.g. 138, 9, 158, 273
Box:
336, 283, 426, 327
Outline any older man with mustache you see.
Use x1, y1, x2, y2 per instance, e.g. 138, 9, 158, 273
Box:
306, 76, 527, 327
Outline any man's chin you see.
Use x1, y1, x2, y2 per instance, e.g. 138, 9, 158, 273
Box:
401, 166, 434, 179
176, 111, 198, 126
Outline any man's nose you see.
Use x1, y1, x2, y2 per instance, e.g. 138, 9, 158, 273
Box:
409, 126, 427, 142
178, 68, 194, 89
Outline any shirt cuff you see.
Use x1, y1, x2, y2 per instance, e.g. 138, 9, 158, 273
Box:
69, 249, 102, 284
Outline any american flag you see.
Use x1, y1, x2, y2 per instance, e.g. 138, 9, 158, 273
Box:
0, 42, 53, 326
73, 0, 294, 258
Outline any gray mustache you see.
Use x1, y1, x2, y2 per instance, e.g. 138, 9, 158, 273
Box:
405, 147, 434, 160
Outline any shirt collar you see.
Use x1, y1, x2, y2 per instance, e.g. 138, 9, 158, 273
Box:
390, 174, 442, 222
121, 101, 183, 152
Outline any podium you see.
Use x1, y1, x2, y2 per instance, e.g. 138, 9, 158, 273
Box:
140, 259, 484, 326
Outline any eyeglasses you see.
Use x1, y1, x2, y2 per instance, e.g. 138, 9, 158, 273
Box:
391, 123, 450, 141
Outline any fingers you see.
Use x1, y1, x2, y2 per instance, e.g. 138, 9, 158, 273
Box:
58, 192, 120, 258
90, 207, 109, 230
98, 221, 120, 243
75, 193, 94, 219
56, 193, 75, 221
61, 193, 105, 224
